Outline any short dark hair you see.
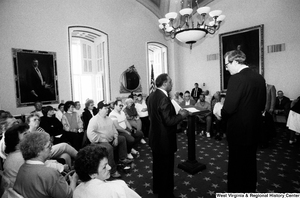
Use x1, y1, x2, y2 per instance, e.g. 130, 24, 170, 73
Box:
64, 101, 75, 112
224, 50, 246, 64
74, 144, 108, 182
155, 73, 168, 88
184, 91, 190, 94
113, 100, 122, 107
5, 123, 29, 154
58, 103, 65, 109
42, 106, 54, 116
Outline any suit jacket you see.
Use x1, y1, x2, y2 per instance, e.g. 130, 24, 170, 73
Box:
179, 99, 196, 108
82, 107, 99, 130
275, 96, 290, 110
221, 68, 266, 146
147, 89, 183, 155
191, 88, 202, 100
265, 84, 276, 112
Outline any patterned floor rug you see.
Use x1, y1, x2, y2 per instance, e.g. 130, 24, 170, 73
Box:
120, 126, 300, 198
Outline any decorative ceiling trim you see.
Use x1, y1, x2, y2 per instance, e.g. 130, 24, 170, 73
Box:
136, 0, 170, 19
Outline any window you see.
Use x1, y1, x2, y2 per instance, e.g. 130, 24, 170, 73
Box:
68, 27, 110, 104
147, 42, 168, 91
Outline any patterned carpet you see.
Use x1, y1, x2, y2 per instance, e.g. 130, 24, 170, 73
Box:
120, 126, 300, 198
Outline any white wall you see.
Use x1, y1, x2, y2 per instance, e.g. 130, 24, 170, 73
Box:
0, 0, 167, 114
175, 0, 300, 99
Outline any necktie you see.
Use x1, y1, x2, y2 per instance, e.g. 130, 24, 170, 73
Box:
194, 88, 197, 97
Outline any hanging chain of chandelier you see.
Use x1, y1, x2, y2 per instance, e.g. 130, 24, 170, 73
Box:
158, 3, 225, 49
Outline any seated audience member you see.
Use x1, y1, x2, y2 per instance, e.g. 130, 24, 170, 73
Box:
135, 94, 150, 138
180, 91, 196, 107
191, 83, 202, 102
82, 99, 98, 147
213, 95, 226, 141
173, 92, 184, 104
87, 101, 133, 178
26, 113, 78, 167
0, 123, 29, 196
287, 96, 300, 144
123, 98, 146, 144
1, 123, 68, 197
74, 101, 84, 117
195, 94, 212, 137
40, 106, 65, 144
204, 90, 212, 103
31, 101, 44, 117
62, 101, 84, 150
109, 100, 143, 159
73, 145, 141, 198
55, 103, 65, 122
13, 131, 78, 198
274, 90, 291, 120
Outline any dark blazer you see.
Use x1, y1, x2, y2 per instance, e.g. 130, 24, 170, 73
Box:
82, 107, 98, 130
147, 89, 183, 155
275, 96, 290, 110
191, 87, 202, 101
221, 68, 266, 146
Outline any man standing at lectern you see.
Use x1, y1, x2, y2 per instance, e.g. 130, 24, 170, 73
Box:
147, 73, 188, 198
221, 50, 266, 192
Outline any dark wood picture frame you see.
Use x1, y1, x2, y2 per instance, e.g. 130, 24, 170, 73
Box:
12, 48, 59, 107
219, 24, 264, 91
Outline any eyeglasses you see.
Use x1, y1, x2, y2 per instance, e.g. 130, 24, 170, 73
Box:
119, 105, 124, 108
46, 142, 52, 150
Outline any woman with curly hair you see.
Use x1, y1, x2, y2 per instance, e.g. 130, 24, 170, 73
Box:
73, 144, 141, 198
13, 131, 78, 198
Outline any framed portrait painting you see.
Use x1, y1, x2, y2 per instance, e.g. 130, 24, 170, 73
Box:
12, 48, 59, 107
219, 24, 264, 91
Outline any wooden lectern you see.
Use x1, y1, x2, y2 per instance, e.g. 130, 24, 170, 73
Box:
177, 108, 208, 174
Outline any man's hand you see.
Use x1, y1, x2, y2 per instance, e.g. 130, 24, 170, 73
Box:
179, 109, 189, 119
112, 138, 118, 146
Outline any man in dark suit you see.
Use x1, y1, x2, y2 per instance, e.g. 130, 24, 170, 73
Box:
191, 83, 202, 102
26, 59, 54, 102
274, 90, 291, 120
147, 73, 188, 198
221, 50, 266, 192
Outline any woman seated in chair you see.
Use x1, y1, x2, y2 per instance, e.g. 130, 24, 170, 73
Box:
13, 131, 78, 198
0, 123, 69, 198
73, 144, 141, 198
26, 113, 78, 168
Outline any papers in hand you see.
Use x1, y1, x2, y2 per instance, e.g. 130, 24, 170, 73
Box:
184, 107, 201, 113
171, 99, 182, 114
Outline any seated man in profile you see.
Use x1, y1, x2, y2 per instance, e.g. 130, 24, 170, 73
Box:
274, 90, 291, 121
87, 101, 133, 178
109, 100, 143, 159
180, 91, 196, 107
195, 94, 212, 137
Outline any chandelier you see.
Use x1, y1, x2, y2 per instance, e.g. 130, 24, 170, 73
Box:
158, 6, 225, 49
